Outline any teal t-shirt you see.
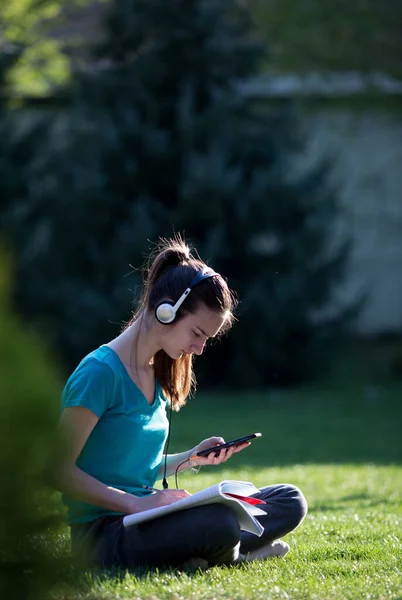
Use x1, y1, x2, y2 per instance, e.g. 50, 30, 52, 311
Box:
61, 345, 169, 524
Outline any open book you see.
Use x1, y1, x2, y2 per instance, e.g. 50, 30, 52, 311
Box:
123, 480, 265, 536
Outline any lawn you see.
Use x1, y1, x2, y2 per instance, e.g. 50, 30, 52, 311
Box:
47, 375, 402, 600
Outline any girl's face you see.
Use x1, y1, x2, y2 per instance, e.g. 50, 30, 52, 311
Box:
160, 304, 227, 360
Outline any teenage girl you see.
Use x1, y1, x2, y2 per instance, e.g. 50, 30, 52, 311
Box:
54, 236, 307, 568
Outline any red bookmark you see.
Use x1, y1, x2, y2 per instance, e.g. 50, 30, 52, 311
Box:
224, 493, 266, 505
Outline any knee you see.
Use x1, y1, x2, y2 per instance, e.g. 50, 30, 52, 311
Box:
282, 484, 308, 528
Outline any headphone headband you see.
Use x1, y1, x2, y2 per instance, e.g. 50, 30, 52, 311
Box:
188, 267, 217, 289
155, 267, 218, 324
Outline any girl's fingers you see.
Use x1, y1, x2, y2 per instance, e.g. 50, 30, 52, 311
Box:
224, 446, 235, 460
197, 443, 243, 465
211, 451, 222, 463
233, 442, 251, 453
215, 447, 234, 463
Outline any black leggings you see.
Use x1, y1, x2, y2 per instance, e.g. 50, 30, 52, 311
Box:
70, 484, 308, 568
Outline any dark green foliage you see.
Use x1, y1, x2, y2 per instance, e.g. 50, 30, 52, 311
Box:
0, 44, 21, 104
172, 107, 353, 386
0, 252, 67, 599
0, 0, 352, 384
249, 0, 402, 77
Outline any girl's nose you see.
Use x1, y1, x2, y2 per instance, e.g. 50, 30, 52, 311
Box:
191, 341, 206, 356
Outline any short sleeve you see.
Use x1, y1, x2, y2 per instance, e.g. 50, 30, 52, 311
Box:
61, 359, 114, 419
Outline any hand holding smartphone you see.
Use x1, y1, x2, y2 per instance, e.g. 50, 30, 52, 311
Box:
192, 432, 262, 459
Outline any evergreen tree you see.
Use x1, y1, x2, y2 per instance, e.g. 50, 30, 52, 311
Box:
1, 0, 353, 384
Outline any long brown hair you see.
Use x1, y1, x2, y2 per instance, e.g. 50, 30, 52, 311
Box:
129, 235, 236, 410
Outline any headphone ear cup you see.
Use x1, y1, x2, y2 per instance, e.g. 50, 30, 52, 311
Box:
155, 302, 176, 324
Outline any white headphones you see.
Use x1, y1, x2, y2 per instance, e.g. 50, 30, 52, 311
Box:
155, 267, 218, 324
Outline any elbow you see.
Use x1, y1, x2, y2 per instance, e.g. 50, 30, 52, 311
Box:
44, 459, 74, 493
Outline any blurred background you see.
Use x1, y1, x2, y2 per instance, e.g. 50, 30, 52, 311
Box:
1, 0, 402, 387
1, 0, 401, 596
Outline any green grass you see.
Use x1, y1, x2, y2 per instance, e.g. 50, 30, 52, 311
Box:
47, 377, 402, 600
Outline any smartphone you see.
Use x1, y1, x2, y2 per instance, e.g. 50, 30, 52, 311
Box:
195, 433, 262, 458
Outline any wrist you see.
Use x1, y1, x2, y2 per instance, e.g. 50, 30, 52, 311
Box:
130, 494, 142, 512
188, 446, 198, 466
127, 493, 151, 514
187, 447, 201, 473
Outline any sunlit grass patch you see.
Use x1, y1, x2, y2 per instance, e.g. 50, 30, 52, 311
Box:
45, 381, 402, 599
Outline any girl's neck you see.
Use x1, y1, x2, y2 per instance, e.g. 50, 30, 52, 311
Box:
109, 314, 160, 371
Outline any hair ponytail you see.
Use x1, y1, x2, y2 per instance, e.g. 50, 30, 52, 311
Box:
128, 235, 236, 410
145, 238, 191, 291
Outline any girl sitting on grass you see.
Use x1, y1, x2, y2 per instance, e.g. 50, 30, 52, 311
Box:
54, 235, 307, 569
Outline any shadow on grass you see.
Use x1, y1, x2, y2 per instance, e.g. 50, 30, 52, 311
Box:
1, 557, 205, 600
51, 560, 209, 597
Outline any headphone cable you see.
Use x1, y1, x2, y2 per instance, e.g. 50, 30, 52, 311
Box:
163, 402, 201, 489
162, 404, 173, 489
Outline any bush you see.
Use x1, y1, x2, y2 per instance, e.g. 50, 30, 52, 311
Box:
0, 249, 65, 599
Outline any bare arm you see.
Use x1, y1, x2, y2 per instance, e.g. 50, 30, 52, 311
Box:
52, 407, 189, 514
158, 437, 251, 479
157, 450, 195, 479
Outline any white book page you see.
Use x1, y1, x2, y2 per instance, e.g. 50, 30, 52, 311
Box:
219, 480, 260, 496
123, 482, 222, 527
122, 481, 264, 535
